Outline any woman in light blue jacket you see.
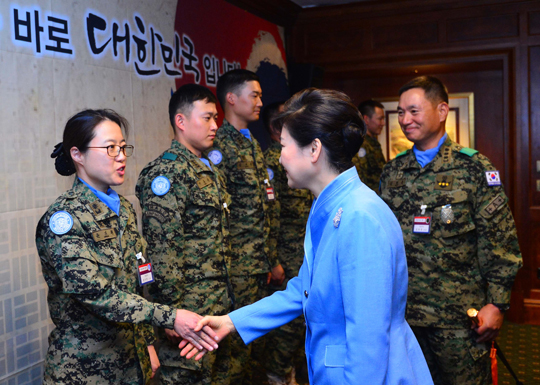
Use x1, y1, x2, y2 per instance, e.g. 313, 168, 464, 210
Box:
184, 88, 433, 385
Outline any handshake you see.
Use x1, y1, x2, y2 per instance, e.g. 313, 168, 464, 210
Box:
170, 310, 236, 360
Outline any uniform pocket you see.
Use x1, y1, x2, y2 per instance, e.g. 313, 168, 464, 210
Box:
324, 344, 346, 367
432, 190, 475, 241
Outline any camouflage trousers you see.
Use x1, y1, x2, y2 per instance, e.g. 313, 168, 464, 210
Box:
411, 326, 491, 385
158, 335, 231, 385
230, 273, 268, 385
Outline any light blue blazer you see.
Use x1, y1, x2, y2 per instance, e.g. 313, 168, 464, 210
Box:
230, 167, 433, 384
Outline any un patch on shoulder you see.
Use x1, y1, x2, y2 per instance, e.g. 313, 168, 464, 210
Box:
267, 168, 274, 180
151, 176, 171, 196
49, 211, 73, 235
485, 171, 501, 186
358, 147, 366, 158
208, 150, 223, 165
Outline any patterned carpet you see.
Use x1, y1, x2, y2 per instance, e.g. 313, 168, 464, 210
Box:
496, 320, 540, 384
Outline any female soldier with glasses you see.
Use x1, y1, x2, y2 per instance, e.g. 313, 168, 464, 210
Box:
36, 109, 218, 385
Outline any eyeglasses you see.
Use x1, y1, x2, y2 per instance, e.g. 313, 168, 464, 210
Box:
87, 145, 134, 157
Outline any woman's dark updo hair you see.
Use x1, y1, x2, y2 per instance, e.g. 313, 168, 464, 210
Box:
51, 109, 129, 176
276, 88, 366, 173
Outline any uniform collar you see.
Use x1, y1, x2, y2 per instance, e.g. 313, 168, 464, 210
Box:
169, 139, 215, 176
397, 136, 456, 173
69, 178, 125, 223
221, 119, 253, 149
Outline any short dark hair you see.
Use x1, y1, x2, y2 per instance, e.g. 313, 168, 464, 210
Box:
399, 76, 449, 104
216, 69, 260, 109
169, 84, 217, 129
358, 99, 384, 118
54, 109, 129, 176
279, 88, 366, 173
262, 101, 285, 135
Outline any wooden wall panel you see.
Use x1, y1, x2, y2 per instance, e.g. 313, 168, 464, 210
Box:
288, 0, 540, 323
528, 11, 540, 34
232, 0, 540, 323
530, 46, 540, 207
372, 22, 438, 49
446, 14, 519, 42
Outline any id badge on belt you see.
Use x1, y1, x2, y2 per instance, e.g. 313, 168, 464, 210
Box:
136, 252, 155, 286
412, 204, 431, 234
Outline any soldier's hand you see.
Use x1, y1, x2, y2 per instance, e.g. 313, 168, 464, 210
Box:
179, 340, 207, 361
268, 264, 286, 285
474, 304, 504, 342
147, 345, 160, 378
180, 315, 235, 360
164, 328, 182, 343
173, 309, 219, 351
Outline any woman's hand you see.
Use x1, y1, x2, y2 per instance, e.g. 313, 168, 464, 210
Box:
179, 315, 236, 360
147, 345, 160, 378
174, 309, 219, 351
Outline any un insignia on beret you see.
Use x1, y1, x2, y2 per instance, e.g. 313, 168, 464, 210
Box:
49, 211, 73, 235
151, 176, 171, 196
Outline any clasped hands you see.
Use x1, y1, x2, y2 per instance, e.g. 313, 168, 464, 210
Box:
167, 309, 224, 352
171, 314, 236, 361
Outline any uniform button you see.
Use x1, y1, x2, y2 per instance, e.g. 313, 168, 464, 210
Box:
304, 290, 308, 298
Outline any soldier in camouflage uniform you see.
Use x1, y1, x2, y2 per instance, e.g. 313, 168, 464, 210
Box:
351, 100, 386, 191
136, 85, 233, 385
261, 102, 312, 385
379, 77, 522, 385
36, 109, 218, 385
206, 69, 283, 384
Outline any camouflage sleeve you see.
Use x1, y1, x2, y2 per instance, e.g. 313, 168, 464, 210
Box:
264, 155, 281, 268
472, 156, 522, 305
39, 214, 176, 329
139, 174, 188, 309
210, 140, 232, 190
379, 163, 391, 194
142, 324, 156, 345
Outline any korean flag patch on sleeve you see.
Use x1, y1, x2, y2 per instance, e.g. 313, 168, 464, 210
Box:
485, 171, 501, 186
151, 176, 171, 196
49, 211, 74, 235
208, 150, 223, 165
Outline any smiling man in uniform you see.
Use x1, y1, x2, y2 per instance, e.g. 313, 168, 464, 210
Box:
379, 76, 522, 385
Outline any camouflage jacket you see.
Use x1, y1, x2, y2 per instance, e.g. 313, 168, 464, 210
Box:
36, 178, 176, 385
136, 140, 233, 369
380, 138, 522, 328
205, 120, 280, 275
352, 135, 386, 192
264, 141, 312, 277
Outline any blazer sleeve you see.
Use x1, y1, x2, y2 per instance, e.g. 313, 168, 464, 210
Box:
229, 262, 306, 344
337, 209, 393, 384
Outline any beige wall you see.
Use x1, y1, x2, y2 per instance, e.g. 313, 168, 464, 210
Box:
0, 1, 178, 382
